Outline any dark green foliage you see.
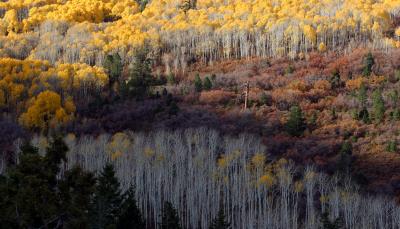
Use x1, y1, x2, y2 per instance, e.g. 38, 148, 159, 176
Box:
329, 69, 342, 89
203, 76, 212, 90
259, 92, 271, 106
211, 74, 217, 81
285, 65, 294, 75
362, 52, 375, 77
0, 138, 96, 229
104, 53, 123, 91
0, 141, 53, 229
45, 136, 68, 178
194, 74, 203, 92
337, 141, 353, 174
122, 48, 153, 98
209, 208, 230, 229
160, 201, 182, 229
117, 186, 145, 229
0, 139, 146, 229
321, 212, 343, 229
372, 89, 385, 123
59, 166, 96, 229
357, 84, 367, 108
386, 141, 397, 153
90, 163, 123, 229
340, 141, 353, 155
392, 108, 400, 121
135, 0, 149, 11
358, 107, 370, 124
286, 105, 306, 137
389, 90, 398, 107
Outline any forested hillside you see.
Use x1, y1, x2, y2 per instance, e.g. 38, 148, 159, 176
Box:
1, 0, 400, 228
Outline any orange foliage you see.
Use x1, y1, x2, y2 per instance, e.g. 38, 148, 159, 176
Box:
345, 77, 367, 90
198, 90, 236, 105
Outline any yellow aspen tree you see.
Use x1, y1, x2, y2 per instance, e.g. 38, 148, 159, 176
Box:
19, 90, 74, 130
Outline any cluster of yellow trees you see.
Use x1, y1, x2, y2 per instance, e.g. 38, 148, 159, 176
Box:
0, 58, 107, 130
0, 0, 399, 65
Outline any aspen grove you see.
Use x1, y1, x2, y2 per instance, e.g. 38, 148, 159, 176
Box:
8, 129, 398, 228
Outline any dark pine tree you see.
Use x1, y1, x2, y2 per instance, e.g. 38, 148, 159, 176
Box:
362, 52, 375, 77
203, 76, 212, 91
104, 53, 123, 95
372, 89, 385, 123
90, 163, 123, 229
117, 186, 145, 229
194, 74, 203, 92
209, 208, 230, 229
329, 69, 342, 89
337, 141, 353, 174
285, 105, 306, 137
59, 166, 96, 229
122, 47, 153, 98
0, 139, 69, 228
160, 201, 182, 229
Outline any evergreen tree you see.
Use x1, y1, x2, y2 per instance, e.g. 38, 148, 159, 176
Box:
211, 74, 217, 81
209, 208, 230, 229
160, 201, 182, 229
337, 141, 353, 174
386, 141, 397, 153
372, 89, 385, 123
0, 139, 79, 228
358, 107, 370, 124
329, 69, 342, 89
59, 166, 96, 229
286, 105, 306, 137
117, 186, 145, 229
259, 92, 271, 106
357, 84, 367, 108
122, 48, 153, 98
45, 136, 68, 183
90, 163, 123, 229
104, 53, 123, 92
203, 76, 212, 90
135, 0, 149, 11
285, 65, 294, 75
362, 52, 375, 77
194, 74, 203, 92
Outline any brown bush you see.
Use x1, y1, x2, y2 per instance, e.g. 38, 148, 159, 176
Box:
198, 90, 236, 105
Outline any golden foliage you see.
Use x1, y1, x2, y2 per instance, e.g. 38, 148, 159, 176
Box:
19, 90, 74, 130
106, 132, 132, 159
0, 0, 398, 62
345, 77, 367, 90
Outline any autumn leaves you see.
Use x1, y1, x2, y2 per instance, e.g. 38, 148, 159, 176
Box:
0, 0, 399, 66
0, 58, 108, 131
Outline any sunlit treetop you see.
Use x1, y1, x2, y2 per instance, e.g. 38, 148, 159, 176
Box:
0, 0, 399, 63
